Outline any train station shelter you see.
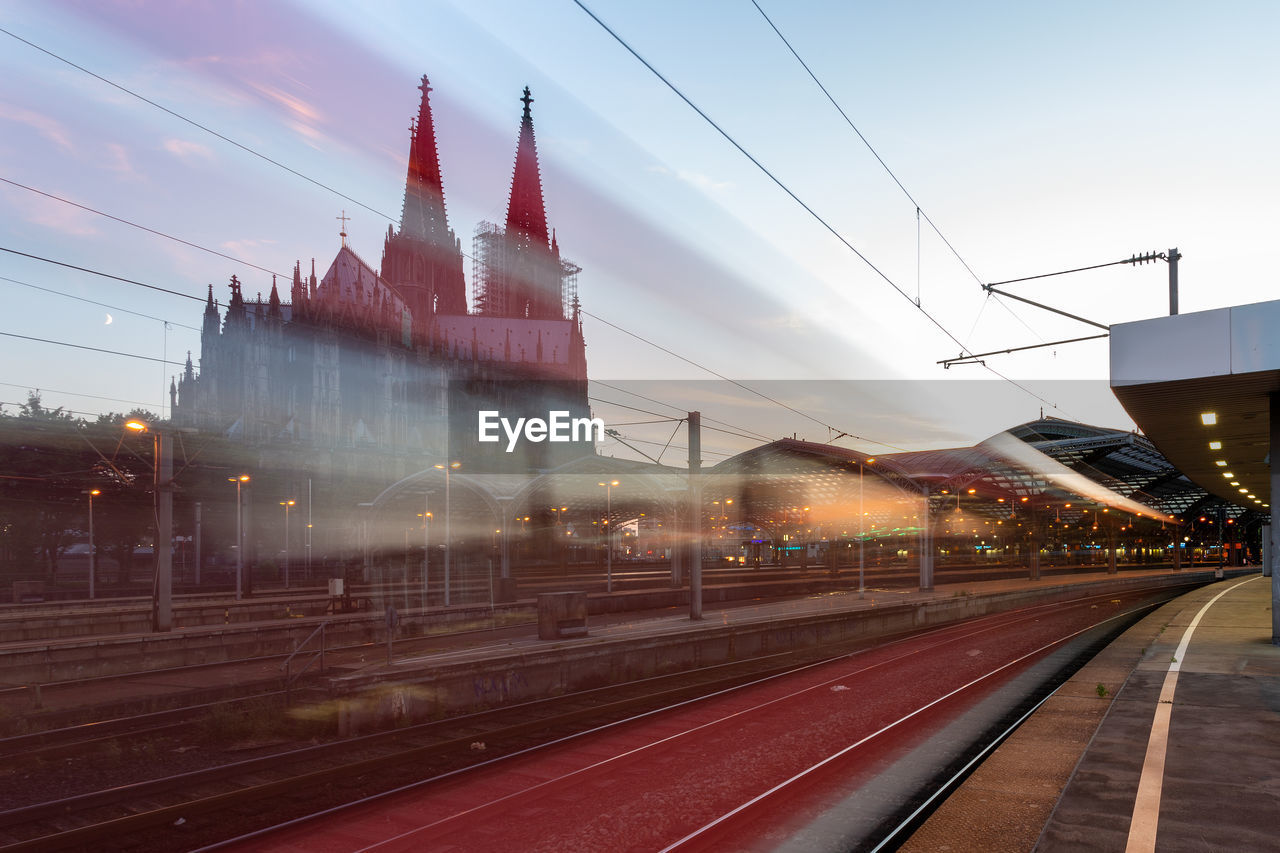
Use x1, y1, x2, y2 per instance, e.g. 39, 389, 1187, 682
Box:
1110, 297, 1280, 642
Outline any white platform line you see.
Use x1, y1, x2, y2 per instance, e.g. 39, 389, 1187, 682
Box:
1124, 576, 1257, 853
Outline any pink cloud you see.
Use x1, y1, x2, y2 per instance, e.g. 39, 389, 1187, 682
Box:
0, 102, 74, 151
162, 137, 214, 163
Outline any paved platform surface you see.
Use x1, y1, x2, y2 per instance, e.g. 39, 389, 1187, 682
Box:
902, 572, 1279, 853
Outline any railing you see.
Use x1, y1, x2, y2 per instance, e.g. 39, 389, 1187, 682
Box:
281, 621, 327, 705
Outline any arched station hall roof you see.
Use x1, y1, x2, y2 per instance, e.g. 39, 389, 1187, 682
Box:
365, 417, 1227, 532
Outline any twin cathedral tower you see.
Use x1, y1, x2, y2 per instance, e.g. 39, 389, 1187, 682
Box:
170, 76, 592, 469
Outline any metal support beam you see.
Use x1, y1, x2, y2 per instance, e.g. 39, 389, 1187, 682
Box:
152, 430, 172, 632
1271, 392, 1279, 644
689, 411, 703, 620
919, 491, 934, 592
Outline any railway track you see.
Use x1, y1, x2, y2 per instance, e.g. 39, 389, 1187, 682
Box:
0, 581, 1199, 852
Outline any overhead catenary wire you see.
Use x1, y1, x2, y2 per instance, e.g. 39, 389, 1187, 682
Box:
584, 310, 893, 448
9, 163, 877, 448
0, 28, 398, 225
0, 380, 166, 413
747, 1, 1077, 407
592, 379, 774, 442
750, 0, 987, 289
0, 330, 185, 366
0, 274, 201, 332
0, 178, 290, 279
572, 1, 1068, 420
3, 27, 1038, 437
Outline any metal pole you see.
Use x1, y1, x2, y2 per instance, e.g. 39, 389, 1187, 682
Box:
154, 430, 173, 632
88, 491, 96, 600
919, 488, 934, 591
235, 482, 243, 601
430, 491, 435, 612
194, 501, 202, 586
606, 485, 613, 593
306, 478, 312, 580
1216, 506, 1225, 580
1168, 247, 1180, 316
689, 411, 702, 620
858, 462, 865, 598
1272, 392, 1279, 644
283, 502, 291, 589
444, 467, 451, 607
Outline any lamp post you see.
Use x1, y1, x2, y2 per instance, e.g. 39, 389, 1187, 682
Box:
859, 458, 875, 598
279, 499, 295, 588
419, 500, 432, 610
228, 475, 250, 600
434, 462, 460, 606
125, 419, 174, 631
598, 480, 619, 593
86, 489, 101, 600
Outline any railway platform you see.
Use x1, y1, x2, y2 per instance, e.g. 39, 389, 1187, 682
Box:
901, 572, 1278, 853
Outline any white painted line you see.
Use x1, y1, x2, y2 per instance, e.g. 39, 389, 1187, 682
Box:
1124, 576, 1257, 853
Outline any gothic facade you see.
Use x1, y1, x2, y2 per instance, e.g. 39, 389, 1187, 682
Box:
172, 76, 591, 471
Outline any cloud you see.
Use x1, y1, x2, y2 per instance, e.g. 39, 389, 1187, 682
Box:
249, 81, 322, 123
162, 137, 215, 163
0, 103, 73, 151
5, 188, 98, 236
103, 143, 142, 180
645, 163, 731, 193
220, 237, 278, 254
676, 170, 733, 193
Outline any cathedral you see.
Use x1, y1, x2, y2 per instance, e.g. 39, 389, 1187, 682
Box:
171, 77, 592, 472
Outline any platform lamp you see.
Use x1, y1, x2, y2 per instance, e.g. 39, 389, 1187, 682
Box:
228, 475, 250, 600
859, 458, 875, 599
85, 489, 101, 600
125, 419, 174, 632
279, 499, 295, 588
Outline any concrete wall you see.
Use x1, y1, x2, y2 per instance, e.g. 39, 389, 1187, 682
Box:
329, 572, 1218, 734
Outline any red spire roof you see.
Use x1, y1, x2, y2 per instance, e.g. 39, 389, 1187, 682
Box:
505, 86, 549, 247
400, 75, 451, 247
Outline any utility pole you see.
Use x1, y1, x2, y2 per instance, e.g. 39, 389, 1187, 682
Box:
1168, 247, 1181, 315
153, 428, 173, 632
689, 411, 702, 620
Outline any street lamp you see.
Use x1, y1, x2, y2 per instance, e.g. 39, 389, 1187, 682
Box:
125, 419, 175, 632
418, 501, 432, 610
86, 489, 101, 600
598, 480, 619, 593
228, 475, 250, 600
434, 462, 460, 606
860, 457, 875, 598
279, 499, 295, 588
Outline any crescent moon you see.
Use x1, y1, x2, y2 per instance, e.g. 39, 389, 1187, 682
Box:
105, 313, 113, 325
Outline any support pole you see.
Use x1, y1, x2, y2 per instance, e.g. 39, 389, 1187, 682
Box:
1270, 392, 1279, 644
153, 430, 173, 632
919, 490, 934, 592
689, 411, 702, 620
1168, 247, 1181, 316
194, 502, 202, 586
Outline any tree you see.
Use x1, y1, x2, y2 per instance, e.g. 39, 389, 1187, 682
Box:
17, 391, 76, 423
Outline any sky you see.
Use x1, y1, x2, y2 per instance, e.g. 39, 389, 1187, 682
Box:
1, 0, 1277, 461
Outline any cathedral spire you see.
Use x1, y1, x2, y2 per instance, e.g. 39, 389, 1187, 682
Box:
505, 86, 549, 247
399, 74, 450, 246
